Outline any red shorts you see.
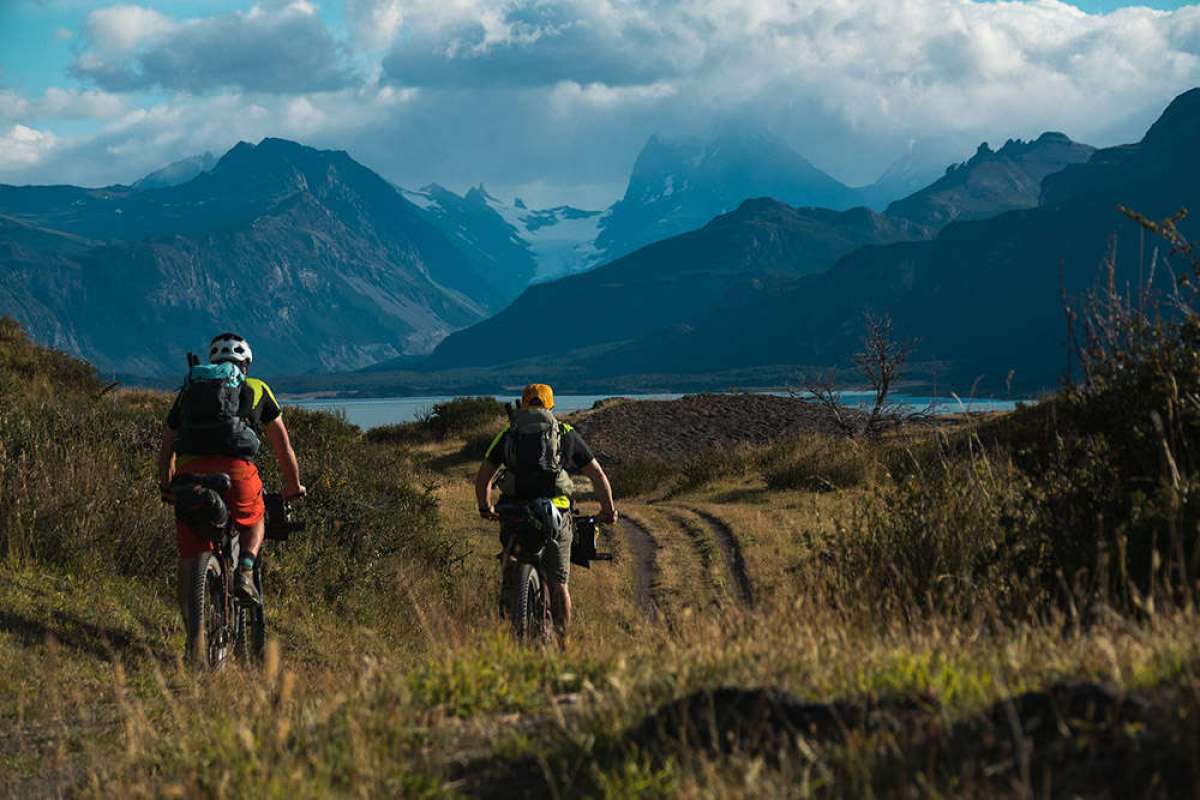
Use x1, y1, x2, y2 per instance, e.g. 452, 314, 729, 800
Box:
175, 456, 265, 559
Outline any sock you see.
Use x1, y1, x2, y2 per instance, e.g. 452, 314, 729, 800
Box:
240, 555, 256, 573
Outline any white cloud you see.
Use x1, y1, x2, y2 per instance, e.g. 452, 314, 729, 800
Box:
72, 3, 355, 93
0, 88, 127, 124
83, 4, 172, 52
379, 0, 1200, 145
0, 125, 58, 170
548, 80, 677, 113
39, 88, 127, 120
0, 85, 421, 187
12, 0, 1200, 199
345, 0, 404, 50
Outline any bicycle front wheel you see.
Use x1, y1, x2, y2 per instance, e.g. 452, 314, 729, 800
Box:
509, 563, 549, 644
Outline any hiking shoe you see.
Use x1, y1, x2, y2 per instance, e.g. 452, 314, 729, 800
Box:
234, 569, 260, 605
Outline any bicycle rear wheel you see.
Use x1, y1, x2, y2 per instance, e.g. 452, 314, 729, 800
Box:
509, 563, 550, 644
187, 552, 229, 668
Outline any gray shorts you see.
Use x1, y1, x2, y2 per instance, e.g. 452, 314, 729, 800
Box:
500, 500, 574, 584
542, 512, 573, 585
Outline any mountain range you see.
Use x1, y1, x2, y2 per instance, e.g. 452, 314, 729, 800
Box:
0, 138, 500, 377
574, 90, 1200, 391
2, 89, 1164, 391
425, 124, 1098, 378
396, 127, 950, 283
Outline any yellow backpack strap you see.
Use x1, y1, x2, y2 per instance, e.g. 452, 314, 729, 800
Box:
484, 425, 510, 460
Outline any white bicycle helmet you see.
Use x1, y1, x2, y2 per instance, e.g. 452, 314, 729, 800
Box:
209, 332, 253, 368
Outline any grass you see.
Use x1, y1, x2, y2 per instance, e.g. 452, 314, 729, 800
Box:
4, 305, 1200, 796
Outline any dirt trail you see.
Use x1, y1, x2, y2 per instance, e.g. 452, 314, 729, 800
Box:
619, 514, 661, 622
680, 506, 754, 607
662, 510, 723, 604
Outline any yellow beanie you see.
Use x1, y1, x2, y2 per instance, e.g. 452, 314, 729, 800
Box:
522, 383, 555, 410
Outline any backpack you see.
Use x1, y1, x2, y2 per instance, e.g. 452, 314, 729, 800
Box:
173, 355, 261, 458
501, 407, 574, 499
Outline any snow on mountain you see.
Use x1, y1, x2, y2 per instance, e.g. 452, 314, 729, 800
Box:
473, 188, 603, 281
400, 183, 602, 290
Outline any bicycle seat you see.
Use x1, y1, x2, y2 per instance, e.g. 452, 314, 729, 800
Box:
170, 473, 232, 494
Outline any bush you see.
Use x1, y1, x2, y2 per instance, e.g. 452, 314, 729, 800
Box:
759, 435, 869, 492
255, 408, 454, 614
425, 396, 506, 439
818, 446, 1039, 618
0, 323, 460, 624
668, 446, 756, 496
604, 455, 674, 499
366, 396, 506, 448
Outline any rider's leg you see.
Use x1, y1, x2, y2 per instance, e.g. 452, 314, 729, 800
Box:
546, 512, 573, 645
548, 581, 572, 645
176, 557, 194, 626
233, 517, 266, 603
238, 516, 266, 559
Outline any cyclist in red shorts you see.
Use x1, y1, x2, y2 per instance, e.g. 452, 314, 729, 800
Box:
156, 333, 305, 619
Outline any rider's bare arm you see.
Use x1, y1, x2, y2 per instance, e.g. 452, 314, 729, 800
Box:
263, 417, 305, 499
157, 425, 177, 499
475, 462, 500, 518
580, 459, 618, 524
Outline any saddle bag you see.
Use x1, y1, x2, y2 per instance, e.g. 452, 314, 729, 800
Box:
170, 473, 231, 540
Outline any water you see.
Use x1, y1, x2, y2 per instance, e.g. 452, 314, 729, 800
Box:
285, 392, 1019, 430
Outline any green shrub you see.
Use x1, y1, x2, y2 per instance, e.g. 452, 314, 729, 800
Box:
365, 420, 428, 446
365, 396, 506, 448
0, 323, 460, 625
821, 447, 1039, 618
760, 435, 868, 492
604, 455, 674, 499
426, 396, 506, 439
668, 446, 756, 496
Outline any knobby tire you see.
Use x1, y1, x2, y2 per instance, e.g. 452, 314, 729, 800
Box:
188, 552, 227, 669
234, 565, 266, 663
509, 563, 549, 644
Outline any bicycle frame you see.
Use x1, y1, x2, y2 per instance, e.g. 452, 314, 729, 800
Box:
171, 474, 299, 667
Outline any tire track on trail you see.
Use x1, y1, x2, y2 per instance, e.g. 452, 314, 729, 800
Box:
620, 513, 663, 622
679, 506, 754, 607
661, 510, 723, 607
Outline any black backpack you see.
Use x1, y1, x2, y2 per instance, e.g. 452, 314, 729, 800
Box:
502, 407, 574, 499
173, 355, 261, 458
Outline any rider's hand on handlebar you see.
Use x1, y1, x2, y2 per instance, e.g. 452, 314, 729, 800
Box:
598, 508, 619, 525
284, 483, 307, 502
479, 505, 499, 521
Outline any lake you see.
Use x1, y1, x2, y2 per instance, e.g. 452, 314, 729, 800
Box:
285, 392, 1019, 430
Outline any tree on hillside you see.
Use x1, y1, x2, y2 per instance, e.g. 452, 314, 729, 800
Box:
799, 311, 921, 437
855, 311, 918, 422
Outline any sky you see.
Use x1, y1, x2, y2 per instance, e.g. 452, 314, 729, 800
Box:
1, 0, 1198, 209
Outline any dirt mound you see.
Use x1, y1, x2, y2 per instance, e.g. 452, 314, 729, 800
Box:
569, 393, 854, 461
627, 686, 933, 755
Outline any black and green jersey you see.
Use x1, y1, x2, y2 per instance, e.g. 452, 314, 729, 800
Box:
166, 376, 282, 433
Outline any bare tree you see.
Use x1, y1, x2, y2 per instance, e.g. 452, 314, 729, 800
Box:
795, 368, 860, 436
790, 312, 925, 437
854, 312, 917, 425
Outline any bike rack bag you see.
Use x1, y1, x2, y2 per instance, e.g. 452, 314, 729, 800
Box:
264, 493, 305, 542
170, 473, 231, 539
571, 516, 613, 568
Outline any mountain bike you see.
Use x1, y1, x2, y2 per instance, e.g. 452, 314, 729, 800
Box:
170, 473, 304, 668
492, 500, 611, 644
